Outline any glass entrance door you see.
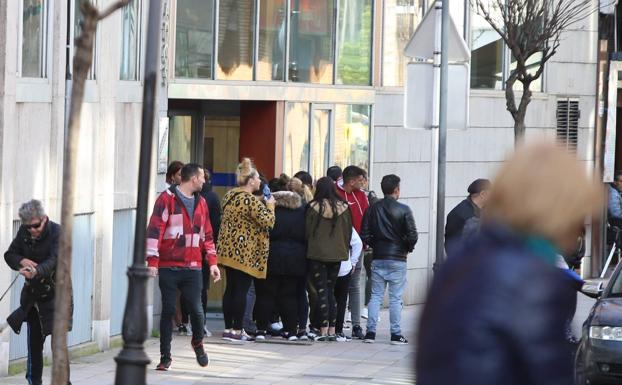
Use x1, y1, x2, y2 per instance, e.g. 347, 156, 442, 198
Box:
310, 107, 332, 181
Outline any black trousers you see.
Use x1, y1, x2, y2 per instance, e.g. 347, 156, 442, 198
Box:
308, 260, 340, 328
222, 266, 253, 330
26, 307, 71, 385
254, 275, 299, 335
335, 273, 352, 334
159, 268, 204, 357
364, 250, 373, 305
201, 259, 211, 315
297, 277, 309, 331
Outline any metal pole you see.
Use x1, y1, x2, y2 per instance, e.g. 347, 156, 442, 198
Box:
114, 0, 162, 383
435, 0, 450, 268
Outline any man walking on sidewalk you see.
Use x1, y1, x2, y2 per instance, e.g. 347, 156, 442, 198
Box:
361, 174, 417, 345
147, 163, 221, 370
336, 165, 369, 339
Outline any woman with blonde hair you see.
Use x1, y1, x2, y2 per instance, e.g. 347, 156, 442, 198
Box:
416, 142, 602, 385
217, 158, 275, 341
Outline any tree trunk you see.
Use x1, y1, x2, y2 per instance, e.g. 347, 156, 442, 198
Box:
51, 2, 99, 384
513, 81, 533, 143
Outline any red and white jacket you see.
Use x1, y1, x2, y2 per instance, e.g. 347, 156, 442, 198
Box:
336, 178, 369, 234
146, 186, 217, 269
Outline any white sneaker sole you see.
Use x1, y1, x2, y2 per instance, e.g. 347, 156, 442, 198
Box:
390, 341, 408, 345
363, 339, 375, 344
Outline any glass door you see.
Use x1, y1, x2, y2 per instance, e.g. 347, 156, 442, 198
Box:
310, 106, 333, 181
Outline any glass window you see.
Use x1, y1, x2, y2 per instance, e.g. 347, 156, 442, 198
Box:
21, 0, 47, 78
284, 103, 310, 176
289, 0, 335, 84
336, 0, 372, 85
382, 0, 424, 87
175, 0, 215, 79
120, 0, 141, 81
169, 115, 193, 163
334, 105, 370, 171
470, 4, 504, 89
510, 52, 544, 92
74, 0, 97, 80
217, 0, 255, 80
311, 109, 331, 180
257, 0, 287, 81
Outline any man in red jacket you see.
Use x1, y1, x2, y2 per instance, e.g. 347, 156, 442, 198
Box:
336, 165, 369, 339
146, 163, 221, 371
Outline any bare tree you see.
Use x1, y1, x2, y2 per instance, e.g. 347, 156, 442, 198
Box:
52, 1, 131, 384
471, 0, 597, 141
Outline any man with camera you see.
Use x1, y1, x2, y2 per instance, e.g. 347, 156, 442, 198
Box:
4, 199, 71, 385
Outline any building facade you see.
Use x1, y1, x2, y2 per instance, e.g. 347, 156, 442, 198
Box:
0, 0, 600, 374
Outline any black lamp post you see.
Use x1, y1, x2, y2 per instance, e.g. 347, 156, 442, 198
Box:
114, 0, 162, 383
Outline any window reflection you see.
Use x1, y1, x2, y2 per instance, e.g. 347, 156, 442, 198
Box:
383, 0, 424, 86
257, 0, 287, 81
22, 0, 47, 78
175, 0, 214, 79
334, 105, 370, 171
311, 109, 331, 180
169, 115, 192, 163
217, 0, 255, 80
284, 103, 310, 176
470, 2, 503, 89
289, 0, 335, 84
120, 0, 141, 81
336, 0, 372, 85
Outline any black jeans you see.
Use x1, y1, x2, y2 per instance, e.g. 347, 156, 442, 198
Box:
254, 275, 299, 335
201, 259, 211, 315
222, 266, 253, 330
159, 268, 204, 356
26, 307, 71, 385
308, 260, 340, 328
335, 273, 352, 334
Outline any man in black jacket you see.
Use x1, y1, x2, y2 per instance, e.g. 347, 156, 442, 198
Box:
444, 178, 491, 249
4, 200, 71, 385
360, 174, 417, 345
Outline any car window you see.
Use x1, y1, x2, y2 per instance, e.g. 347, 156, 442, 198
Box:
609, 270, 622, 297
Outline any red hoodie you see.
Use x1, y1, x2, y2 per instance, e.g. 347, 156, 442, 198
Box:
146, 186, 217, 268
336, 178, 369, 233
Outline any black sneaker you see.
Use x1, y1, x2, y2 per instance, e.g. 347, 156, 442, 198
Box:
390, 334, 408, 345
363, 331, 376, 343
352, 325, 364, 339
255, 330, 267, 341
155, 355, 172, 371
191, 340, 209, 367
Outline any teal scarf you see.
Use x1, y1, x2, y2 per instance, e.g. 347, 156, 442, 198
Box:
524, 236, 559, 266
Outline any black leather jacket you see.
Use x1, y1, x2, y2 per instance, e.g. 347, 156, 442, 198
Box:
361, 197, 418, 260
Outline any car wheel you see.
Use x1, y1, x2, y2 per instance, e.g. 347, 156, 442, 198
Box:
574, 344, 587, 385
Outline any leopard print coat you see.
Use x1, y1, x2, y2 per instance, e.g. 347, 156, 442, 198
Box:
217, 188, 275, 279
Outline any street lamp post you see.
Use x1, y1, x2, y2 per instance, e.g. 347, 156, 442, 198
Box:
113, 0, 162, 383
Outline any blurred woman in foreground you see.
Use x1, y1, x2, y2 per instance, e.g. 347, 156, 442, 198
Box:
416, 143, 602, 385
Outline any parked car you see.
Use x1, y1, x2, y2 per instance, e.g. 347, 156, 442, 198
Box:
575, 262, 622, 385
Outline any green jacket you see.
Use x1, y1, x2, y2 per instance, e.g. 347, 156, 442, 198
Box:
305, 200, 352, 263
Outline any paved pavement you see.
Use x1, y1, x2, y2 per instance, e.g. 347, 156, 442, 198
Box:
0, 295, 600, 385
0, 306, 419, 385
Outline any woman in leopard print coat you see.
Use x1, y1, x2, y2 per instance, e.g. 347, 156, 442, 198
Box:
217, 158, 275, 341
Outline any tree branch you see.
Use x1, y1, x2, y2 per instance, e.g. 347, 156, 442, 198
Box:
98, 0, 132, 21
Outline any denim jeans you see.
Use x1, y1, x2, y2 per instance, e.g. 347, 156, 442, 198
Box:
159, 268, 204, 356
366, 259, 407, 335
347, 250, 364, 327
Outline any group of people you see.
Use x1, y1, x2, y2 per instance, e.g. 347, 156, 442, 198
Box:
147, 158, 418, 370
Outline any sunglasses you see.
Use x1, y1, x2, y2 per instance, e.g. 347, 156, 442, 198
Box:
24, 221, 42, 230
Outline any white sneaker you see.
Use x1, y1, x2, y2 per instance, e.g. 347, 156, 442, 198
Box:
345, 311, 352, 324
203, 325, 212, 337
185, 323, 192, 336
361, 307, 368, 319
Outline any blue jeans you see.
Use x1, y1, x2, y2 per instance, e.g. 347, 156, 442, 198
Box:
366, 259, 407, 335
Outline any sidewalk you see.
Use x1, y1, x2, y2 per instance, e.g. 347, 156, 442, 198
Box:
0, 306, 419, 385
